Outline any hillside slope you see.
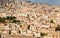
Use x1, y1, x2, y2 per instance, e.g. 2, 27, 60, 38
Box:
0, 1, 60, 38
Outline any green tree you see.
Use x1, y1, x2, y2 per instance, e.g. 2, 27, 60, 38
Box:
12, 20, 20, 23
55, 10, 59, 12
50, 20, 54, 23
0, 17, 5, 22
40, 32, 47, 38
40, 32, 47, 36
6, 16, 16, 20
0, 16, 20, 23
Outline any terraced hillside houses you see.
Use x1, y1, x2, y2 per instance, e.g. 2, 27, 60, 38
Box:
0, 0, 60, 38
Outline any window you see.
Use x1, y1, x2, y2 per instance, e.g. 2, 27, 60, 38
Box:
19, 30, 21, 34
4, 24, 7, 26
9, 30, 11, 35
27, 25, 30, 30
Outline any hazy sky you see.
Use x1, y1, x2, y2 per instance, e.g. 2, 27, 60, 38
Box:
19, 0, 60, 6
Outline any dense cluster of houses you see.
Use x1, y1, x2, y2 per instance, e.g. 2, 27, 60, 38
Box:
0, 0, 60, 38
